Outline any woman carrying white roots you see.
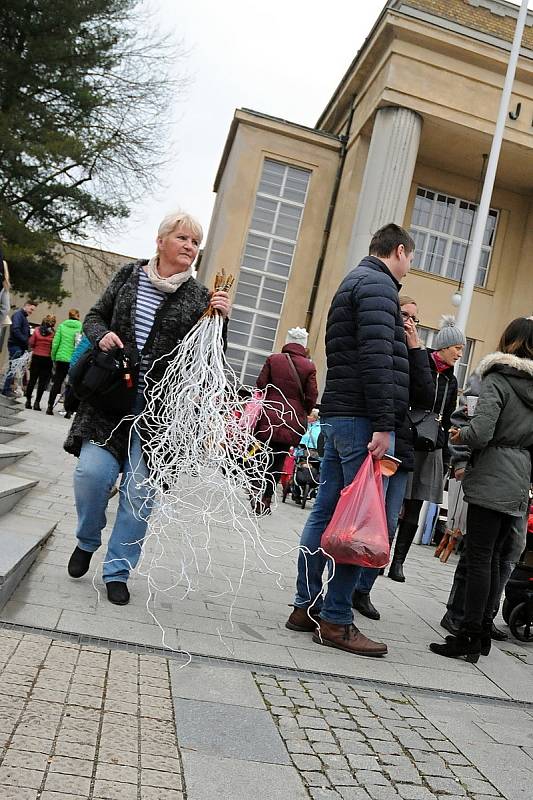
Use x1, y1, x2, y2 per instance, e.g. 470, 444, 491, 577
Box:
64, 210, 231, 606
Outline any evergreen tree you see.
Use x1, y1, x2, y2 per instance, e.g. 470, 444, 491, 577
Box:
0, 0, 184, 302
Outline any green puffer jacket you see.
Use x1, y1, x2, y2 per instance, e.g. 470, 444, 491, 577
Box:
51, 318, 83, 362
459, 352, 533, 517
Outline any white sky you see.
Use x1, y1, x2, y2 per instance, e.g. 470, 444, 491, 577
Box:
94, 0, 530, 259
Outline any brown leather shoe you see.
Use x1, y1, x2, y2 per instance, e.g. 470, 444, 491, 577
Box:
285, 606, 319, 632
313, 620, 387, 657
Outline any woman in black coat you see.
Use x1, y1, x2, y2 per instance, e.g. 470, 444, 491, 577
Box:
65, 211, 231, 606
352, 296, 435, 619
388, 316, 464, 582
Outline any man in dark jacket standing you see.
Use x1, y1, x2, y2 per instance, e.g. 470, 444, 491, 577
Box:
286, 223, 413, 656
2, 299, 36, 397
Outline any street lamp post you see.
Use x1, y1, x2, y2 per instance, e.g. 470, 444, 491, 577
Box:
455, 0, 530, 334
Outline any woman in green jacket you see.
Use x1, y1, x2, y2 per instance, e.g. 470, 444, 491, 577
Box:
430, 317, 533, 663
47, 309, 83, 415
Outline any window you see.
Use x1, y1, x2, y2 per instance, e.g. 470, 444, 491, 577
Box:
410, 188, 498, 288
227, 159, 311, 385
418, 326, 474, 390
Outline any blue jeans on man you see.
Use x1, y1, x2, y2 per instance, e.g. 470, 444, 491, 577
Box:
293, 416, 393, 625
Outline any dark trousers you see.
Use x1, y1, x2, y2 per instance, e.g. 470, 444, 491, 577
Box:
463, 503, 513, 634
263, 443, 289, 500
48, 360, 70, 408
26, 355, 53, 404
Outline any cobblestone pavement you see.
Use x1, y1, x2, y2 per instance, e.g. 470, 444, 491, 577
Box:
0, 629, 184, 800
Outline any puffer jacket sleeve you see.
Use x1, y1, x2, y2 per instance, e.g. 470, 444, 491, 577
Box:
353, 276, 399, 432
408, 348, 435, 409
51, 325, 61, 360
304, 368, 318, 414
255, 358, 272, 391
458, 375, 504, 451
83, 264, 134, 346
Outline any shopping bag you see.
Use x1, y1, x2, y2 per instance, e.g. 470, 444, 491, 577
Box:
321, 453, 390, 568
238, 389, 265, 431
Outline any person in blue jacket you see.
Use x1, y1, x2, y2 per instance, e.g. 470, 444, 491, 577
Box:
2, 300, 37, 397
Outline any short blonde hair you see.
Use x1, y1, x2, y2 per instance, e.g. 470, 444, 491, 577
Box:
157, 211, 203, 246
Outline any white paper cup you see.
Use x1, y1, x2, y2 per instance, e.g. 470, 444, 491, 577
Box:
466, 396, 478, 417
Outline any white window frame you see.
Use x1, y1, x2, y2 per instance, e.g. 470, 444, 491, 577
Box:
227, 159, 311, 385
410, 187, 498, 288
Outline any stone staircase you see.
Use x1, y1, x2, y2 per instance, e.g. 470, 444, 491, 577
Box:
0, 394, 57, 611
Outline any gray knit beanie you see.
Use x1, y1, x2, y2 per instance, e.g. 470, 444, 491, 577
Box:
434, 315, 466, 350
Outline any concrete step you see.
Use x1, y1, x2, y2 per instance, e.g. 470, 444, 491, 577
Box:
0, 512, 57, 611
0, 402, 23, 417
0, 395, 20, 410
0, 427, 28, 445
0, 444, 31, 470
0, 411, 22, 428
0, 474, 38, 515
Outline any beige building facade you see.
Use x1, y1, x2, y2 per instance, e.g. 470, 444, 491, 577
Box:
198, 0, 533, 389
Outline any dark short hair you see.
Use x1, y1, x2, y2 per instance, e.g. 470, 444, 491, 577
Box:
498, 317, 533, 360
369, 224, 415, 258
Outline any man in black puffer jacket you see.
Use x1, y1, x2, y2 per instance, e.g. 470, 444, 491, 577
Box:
286, 223, 413, 657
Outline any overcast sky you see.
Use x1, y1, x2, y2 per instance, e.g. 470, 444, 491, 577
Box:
94, 0, 530, 259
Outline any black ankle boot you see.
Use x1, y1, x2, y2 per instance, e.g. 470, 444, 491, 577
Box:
352, 590, 380, 620
25, 397, 32, 409
46, 405, 53, 415
388, 521, 418, 582
67, 546, 94, 578
33, 401, 41, 411
430, 632, 481, 663
388, 559, 405, 582
106, 581, 130, 605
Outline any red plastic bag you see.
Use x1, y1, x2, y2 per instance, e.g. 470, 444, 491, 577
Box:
321, 453, 390, 568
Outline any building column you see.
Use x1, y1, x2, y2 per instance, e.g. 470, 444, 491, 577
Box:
345, 106, 422, 272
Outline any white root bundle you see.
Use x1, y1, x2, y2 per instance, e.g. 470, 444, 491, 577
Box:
4, 351, 31, 383
119, 271, 315, 649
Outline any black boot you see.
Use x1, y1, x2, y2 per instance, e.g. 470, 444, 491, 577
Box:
106, 581, 130, 605
388, 521, 418, 582
67, 546, 94, 578
429, 632, 481, 663
352, 590, 380, 620
33, 401, 41, 411
490, 622, 508, 641
46, 405, 53, 415
25, 397, 32, 409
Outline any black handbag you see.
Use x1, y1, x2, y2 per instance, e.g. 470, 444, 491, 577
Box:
69, 346, 136, 414
409, 376, 449, 452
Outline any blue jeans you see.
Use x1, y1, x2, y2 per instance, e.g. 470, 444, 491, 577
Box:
294, 416, 391, 625
353, 467, 409, 594
2, 346, 24, 395
74, 421, 153, 583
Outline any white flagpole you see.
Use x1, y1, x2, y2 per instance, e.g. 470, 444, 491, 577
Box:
455, 0, 530, 334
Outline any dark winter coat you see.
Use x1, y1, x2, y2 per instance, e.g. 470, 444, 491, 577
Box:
64, 261, 211, 465
459, 352, 533, 517
319, 256, 409, 432
254, 343, 318, 446
395, 347, 436, 471
425, 350, 458, 468
8, 308, 30, 351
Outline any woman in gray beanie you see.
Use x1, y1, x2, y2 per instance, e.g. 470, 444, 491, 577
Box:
388, 315, 465, 581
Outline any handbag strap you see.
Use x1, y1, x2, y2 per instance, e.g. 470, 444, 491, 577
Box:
285, 353, 305, 403
432, 374, 449, 421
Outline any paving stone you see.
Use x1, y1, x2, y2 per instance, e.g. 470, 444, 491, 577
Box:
0, 787, 39, 800
92, 779, 138, 800
396, 786, 437, 799
366, 787, 401, 800
301, 771, 332, 787
309, 790, 343, 799
0, 765, 44, 789
291, 753, 323, 771
142, 769, 182, 789
354, 770, 391, 786
49, 756, 93, 777
345, 754, 380, 771
424, 777, 465, 795
338, 789, 372, 800
312, 742, 342, 755
325, 768, 358, 785
460, 779, 500, 795
286, 740, 316, 755
95, 763, 138, 784
44, 773, 92, 795
385, 765, 423, 784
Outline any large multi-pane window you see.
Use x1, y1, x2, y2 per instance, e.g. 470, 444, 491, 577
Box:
227, 159, 311, 385
410, 187, 498, 288
418, 326, 474, 390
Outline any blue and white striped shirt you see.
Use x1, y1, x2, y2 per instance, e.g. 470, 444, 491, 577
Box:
135, 269, 166, 392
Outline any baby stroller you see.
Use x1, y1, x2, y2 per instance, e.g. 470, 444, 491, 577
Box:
502, 513, 533, 643
282, 447, 320, 510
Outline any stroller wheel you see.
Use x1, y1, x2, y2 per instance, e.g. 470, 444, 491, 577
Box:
502, 598, 511, 625
509, 602, 533, 643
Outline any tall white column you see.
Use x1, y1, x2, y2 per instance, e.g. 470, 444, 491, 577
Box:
345, 106, 422, 272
